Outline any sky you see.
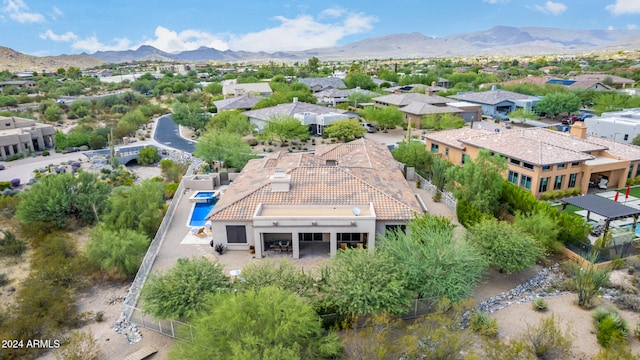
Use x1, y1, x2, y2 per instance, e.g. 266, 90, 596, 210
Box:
1, 0, 639, 56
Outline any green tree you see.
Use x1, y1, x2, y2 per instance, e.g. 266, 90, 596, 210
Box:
508, 108, 540, 123
204, 83, 222, 95
378, 215, 487, 301
86, 226, 150, 277
515, 210, 561, 254
43, 104, 62, 122
141, 258, 230, 320
194, 130, 255, 169
307, 56, 320, 73
378, 69, 399, 83
431, 157, 451, 191
171, 101, 210, 131
360, 106, 403, 131
535, 92, 581, 118
468, 218, 542, 273
260, 115, 309, 143
16, 172, 110, 229
344, 73, 375, 90
101, 179, 165, 238
66, 67, 82, 80
346, 92, 374, 108
453, 149, 507, 215
137, 146, 161, 165
169, 286, 342, 360
422, 113, 466, 130
207, 110, 252, 135
391, 140, 434, 176
323, 119, 366, 140
237, 260, 314, 297
67, 99, 92, 119
319, 248, 412, 316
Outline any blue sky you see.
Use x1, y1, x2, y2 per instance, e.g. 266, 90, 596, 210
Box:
1, 0, 639, 56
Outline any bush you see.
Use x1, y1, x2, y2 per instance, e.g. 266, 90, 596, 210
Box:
94, 311, 104, 323
0, 273, 8, 286
593, 307, 629, 348
532, 297, 548, 312
470, 311, 498, 338
525, 314, 572, 360
0, 230, 27, 257
165, 182, 178, 199
456, 199, 492, 228
10, 178, 20, 188
0, 181, 11, 191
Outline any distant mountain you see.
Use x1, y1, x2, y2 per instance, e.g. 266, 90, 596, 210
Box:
86, 26, 640, 63
2, 26, 640, 71
0, 46, 105, 72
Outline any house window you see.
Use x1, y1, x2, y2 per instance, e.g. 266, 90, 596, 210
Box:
554, 175, 564, 190
431, 144, 439, 153
508, 170, 519, 184
557, 163, 566, 169
226, 225, 247, 243
299, 233, 323, 242
510, 158, 521, 166
571, 162, 580, 167
539, 177, 549, 193
542, 165, 551, 171
523, 162, 534, 170
445, 147, 449, 156
568, 173, 577, 188
338, 233, 362, 242
629, 165, 635, 179
520, 175, 532, 190
385, 225, 407, 234
624, 134, 629, 141
636, 164, 640, 178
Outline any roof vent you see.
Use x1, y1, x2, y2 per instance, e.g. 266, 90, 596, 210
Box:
270, 169, 291, 192
325, 159, 337, 166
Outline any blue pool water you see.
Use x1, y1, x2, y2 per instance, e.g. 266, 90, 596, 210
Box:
189, 199, 217, 227
620, 224, 640, 235
194, 191, 215, 199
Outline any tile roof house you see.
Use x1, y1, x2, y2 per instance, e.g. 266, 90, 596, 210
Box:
241, 99, 355, 134
213, 96, 261, 112
222, 82, 273, 98
424, 123, 640, 198
296, 77, 346, 93
373, 93, 480, 128
0, 116, 55, 160
206, 138, 423, 258
572, 74, 636, 88
314, 87, 378, 106
448, 89, 539, 118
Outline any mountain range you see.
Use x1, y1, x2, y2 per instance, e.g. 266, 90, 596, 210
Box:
1, 26, 640, 71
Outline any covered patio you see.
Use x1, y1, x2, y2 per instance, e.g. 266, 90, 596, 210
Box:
561, 194, 640, 236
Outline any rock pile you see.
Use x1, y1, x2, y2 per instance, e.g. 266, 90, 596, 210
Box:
114, 314, 142, 344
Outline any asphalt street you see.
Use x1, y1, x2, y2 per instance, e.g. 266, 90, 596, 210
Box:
154, 115, 195, 153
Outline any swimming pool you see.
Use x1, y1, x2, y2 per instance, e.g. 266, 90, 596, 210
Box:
189, 199, 217, 227
190, 191, 218, 203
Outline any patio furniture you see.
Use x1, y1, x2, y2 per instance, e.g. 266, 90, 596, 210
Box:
598, 177, 608, 190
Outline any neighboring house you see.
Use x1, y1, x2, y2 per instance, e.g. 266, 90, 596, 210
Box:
584, 108, 640, 144
0, 81, 36, 92
373, 93, 469, 128
296, 77, 346, 93
206, 138, 423, 258
222, 81, 273, 98
447, 88, 539, 118
372, 78, 396, 87
241, 99, 354, 134
566, 80, 612, 91
622, 88, 640, 97
314, 87, 377, 106
572, 74, 636, 89
213, 96, 261, 112
424, 123, 640, 198
383, 84, 429, 94
0, 116, 55, 160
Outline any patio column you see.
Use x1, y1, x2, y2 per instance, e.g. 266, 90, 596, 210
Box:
292, 231, 299, 259
253, 229, 263, 259
330, 232, 337, 257
367, 231, 375, 253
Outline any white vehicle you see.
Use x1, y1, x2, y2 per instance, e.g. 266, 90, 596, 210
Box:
362, 122, 377, 133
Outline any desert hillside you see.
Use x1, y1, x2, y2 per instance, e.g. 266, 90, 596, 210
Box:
0, 46, 106, 72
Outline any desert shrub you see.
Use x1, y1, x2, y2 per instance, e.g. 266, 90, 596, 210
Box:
616, 294, 640, 312
0, 230, 27, 257
0, 195, 20, 218
54, 330, 102, 360
525, 314, 573, 360
94, 311, 104, 323
470, 311, 498, 338
456, 198, 492, 228
593, 307, 629, 348
0, 181, 11, 191
571, 253, 611, 308
0, 273, 8, 286
10, 178, 20, 188
165, 182, 178, 199
532, 297, 548, 312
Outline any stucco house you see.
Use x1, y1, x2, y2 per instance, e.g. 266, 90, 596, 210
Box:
424, 123, 640, 198
313, 87, 378, 106
584, 108, 640, 144
447, 88, 539, 118
241, 99, 355, 134
213, 95, 261, 112
296, 77, 346, 93
206, 138, 424, 258
0, 116, 55, 160
222, 81, 273, 98
372, 93, 475, 128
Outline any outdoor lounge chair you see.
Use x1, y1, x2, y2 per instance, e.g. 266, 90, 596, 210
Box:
597, 177, 608, 190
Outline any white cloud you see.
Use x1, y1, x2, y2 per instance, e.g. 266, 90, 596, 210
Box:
3, 0, 45, 23
227, 11, 377, 52
483, 0, 508, 3
140, 26, 230, 53
533, 1, 567, 15
39, 29, 76, 42
608, 25, 615, 30
51, 6, 62, 20
606, 0, 640, 15
628, 24, 638, 30
39, 8, 377, 54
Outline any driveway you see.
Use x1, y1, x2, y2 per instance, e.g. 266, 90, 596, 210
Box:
153, 115, 195, 153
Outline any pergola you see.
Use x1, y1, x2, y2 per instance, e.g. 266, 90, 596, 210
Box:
561, 194, 640, 235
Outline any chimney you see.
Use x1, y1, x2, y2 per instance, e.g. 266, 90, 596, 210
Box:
270, 169, 291, 192
570, 121, 587, 139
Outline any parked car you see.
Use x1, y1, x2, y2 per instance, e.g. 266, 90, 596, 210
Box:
561, 116, 580, 124
494, 112, 510, 121
362, 122, 377, 133
578, 113, 593, 120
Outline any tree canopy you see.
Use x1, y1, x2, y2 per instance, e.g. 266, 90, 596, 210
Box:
421, 113, 466, 130
260, 115, 309, 143
452, 149, 507, 215
323, 119, 366, 140
535, 92, 581, 118
169, 286, 342, 360
360, 106, 403, 131
171, 101, 210, 131
141, 258, 230, 320
86, 226, 150, 277
194, 130, 255, 169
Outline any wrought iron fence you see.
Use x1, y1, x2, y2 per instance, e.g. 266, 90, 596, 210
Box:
415, 173, 457, 213
565, 239, 640, 263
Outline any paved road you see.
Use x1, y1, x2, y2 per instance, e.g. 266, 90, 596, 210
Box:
154, 115, 195, 153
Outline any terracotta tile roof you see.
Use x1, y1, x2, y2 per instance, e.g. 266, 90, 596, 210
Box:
584, 136, 640, 161
400, 102, 463, 116
424, 128, 493, 150
242, 102, 348, 121
207, 139, 422, 222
